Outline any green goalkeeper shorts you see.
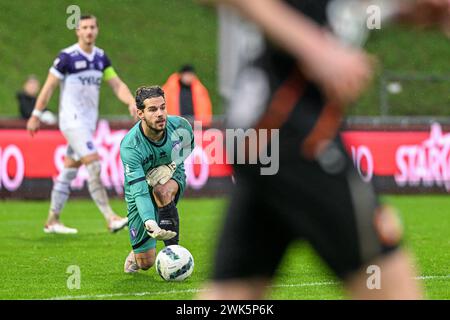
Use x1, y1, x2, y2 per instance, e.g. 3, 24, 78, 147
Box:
128, 178, 185, 254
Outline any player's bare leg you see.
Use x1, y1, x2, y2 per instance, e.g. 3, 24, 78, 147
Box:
345, 250, 422, 299
199, 278, 270, 300
153, 179, 178, 207
152, 180, 180, 246
124, 248, 156, 273
343, 205, 423, 299
81, 153, 128, 233
44, 156, 81, 234
124, 250, 139, 273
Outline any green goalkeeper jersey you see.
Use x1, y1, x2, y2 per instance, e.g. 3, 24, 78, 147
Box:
120, 115, 194, 223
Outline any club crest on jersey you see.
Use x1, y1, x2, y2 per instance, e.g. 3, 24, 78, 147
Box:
130, 227, 137, 240
75, 60, 87, 70
86, 141, 94, 150
172, 139, 182, 151
98, 61, 104, 70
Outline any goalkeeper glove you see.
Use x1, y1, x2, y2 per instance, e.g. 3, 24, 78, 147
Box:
145, 161, 177, 187
144, 219, 177, 241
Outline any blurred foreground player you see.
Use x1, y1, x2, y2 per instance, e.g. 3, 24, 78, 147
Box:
200, 0, 450, 299
26, 15, 136, 234
120, 86, 194, 273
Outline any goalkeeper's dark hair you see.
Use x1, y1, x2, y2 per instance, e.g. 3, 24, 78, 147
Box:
135, 86, 165, 110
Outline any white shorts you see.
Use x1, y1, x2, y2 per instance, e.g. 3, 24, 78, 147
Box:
61, 128, 97, 161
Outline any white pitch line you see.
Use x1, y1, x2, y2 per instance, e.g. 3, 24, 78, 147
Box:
46, 275, 450, 300
47, 288, 209, 300
415, 275, 450, 280
269, 281, 339, 288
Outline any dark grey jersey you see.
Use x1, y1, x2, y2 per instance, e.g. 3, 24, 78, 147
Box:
218, 0, 372, 129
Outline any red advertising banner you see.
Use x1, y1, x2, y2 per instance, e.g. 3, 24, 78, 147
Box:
1, 121, 449, 197
342, 123, 450, 191
0, 120, 232, 195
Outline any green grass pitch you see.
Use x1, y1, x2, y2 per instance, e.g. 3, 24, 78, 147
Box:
0, 195, 448, 300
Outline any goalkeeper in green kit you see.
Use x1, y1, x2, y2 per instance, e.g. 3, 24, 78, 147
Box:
120, 85, 194, 273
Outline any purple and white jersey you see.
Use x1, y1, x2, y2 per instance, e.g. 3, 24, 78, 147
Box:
50, 43, 112, 131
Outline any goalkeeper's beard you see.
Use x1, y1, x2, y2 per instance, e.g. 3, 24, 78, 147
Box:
143, 118, 165, 136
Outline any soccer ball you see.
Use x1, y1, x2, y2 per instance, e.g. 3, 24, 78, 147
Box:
155, 245, 194, 281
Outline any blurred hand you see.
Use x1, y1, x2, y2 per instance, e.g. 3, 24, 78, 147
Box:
26, 116, 41, 137
416, 0, 450, 33
128, 103, 138, 120
398, 0, 450, 34
300, 31, 373, 108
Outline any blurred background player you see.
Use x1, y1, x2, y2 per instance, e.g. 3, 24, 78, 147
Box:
17, 75, 56, 124
163, 64, 213, 127
200, 0, 450, 299
26, 15, 137, 234
120, 86, 194, 273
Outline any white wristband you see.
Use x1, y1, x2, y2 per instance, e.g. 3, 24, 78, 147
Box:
31, 109, 43, 119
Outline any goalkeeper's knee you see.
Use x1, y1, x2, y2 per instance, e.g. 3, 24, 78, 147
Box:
153, 184, 175, 207
158, 201, 179, 246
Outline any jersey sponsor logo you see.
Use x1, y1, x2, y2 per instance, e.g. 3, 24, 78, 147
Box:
86, 141, 94, 150
74, 60, 87, 70
160, 151, 167, 158
78, 76, 102, 86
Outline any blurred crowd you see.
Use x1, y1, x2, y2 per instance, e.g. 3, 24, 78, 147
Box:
18, 64, 214, 126
17, 75, 57, 124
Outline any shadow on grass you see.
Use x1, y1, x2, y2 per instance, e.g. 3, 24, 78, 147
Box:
111, 270, 201, 299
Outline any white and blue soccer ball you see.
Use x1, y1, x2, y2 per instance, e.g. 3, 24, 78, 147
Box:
155, 245, 194, 281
